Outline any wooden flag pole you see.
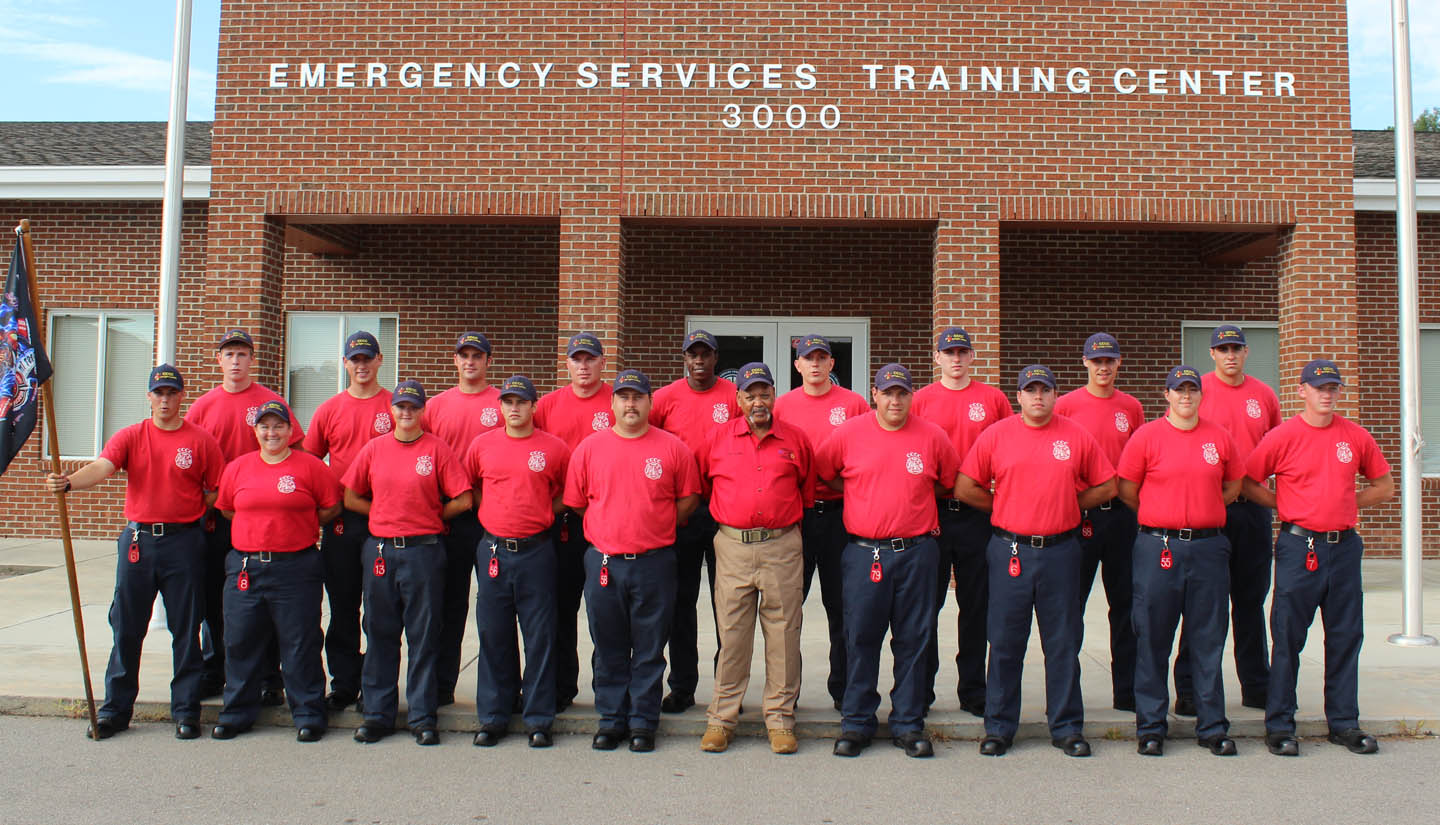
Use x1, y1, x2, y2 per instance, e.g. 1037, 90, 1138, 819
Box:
16, 219, 100, 738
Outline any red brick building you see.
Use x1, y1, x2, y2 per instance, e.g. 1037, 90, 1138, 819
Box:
1, 2, 1437, 552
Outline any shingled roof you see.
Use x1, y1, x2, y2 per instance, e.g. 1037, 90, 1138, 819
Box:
0, 122, 1436, 179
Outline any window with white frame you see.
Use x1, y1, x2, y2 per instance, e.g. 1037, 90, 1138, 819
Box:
285, 313, 398, 430
1421, 326, 1440, 475
45, 310, 154, 459
1181, 322, 1280, 394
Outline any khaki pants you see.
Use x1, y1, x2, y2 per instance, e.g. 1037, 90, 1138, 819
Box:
706, 525, 804, 729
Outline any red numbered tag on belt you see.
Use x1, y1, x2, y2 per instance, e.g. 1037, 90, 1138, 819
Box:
1305, 550, 1318, 572
236, 570, 250, 591
488, 557, 499, 579
1159, 547, 1173, 570
333, 520, 344, 536
1081, 519, 1094, 539
1008, 556, 1021, 577
560, 521, 570, 543
127, 541, 140, 564
373, 555, 386, 577
598, 564, 610, 587
869, 561, 883, 583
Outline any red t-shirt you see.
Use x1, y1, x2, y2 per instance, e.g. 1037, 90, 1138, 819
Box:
1200, 372, 1281, 456
421, 385, 503, 454
562, 427, 702, 555
1056, 386, 1146, 467
99, 420, 226, 523
535, 384, 614, 451
465, 428, 571, 538
186, 382, 304, 461
1116, 417, 1244, 529
650, 377, 742, 458
302, 389, 394, 483
343, 433, 471, 537
217, 451, 341, 552
912, 379, 1013, 495
1245, 414, 1390, 532
773, 384, 871, 502
814, 413, 960, 539
961, 414, 1115, 536
697, 417, 814, 530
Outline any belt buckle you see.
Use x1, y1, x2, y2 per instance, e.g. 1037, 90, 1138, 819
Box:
1178, 528, 1193, 541
1099, 500, 1113, 511
504, 538, 520, 552
258, 550, 272, 563
889, 537, 906, 552
1326, 530, 1341, 544
394, 536, 407, 549
623, 553, 638, 560
151, 522, 165, 537
812, 500, 827, 514
1030, 535, 1044, 549
741, 528, 766, 543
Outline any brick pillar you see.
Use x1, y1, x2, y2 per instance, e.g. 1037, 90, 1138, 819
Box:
1274, 215, 1357, 416
203, 205, 287, 387
557, 197, 624, 383
933, 209, 1001, 383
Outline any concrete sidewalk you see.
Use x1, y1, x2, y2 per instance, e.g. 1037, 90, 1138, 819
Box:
2, 536, 1438, 742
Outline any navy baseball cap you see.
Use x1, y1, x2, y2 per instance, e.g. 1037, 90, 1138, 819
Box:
1166, 364, 1203, 390
345, 330, 380, 359
874, 363, 914, 392
216, 328, 254, 351
255, 399, 290, 424
614, 369, 652, 394
148, 364, 184, 392
936, 326, 973, 351
736, 362, 775, 391
684, 329, 719, 353
1210, 325, 1247, 348
795, 334, 831, 357
1300, 359, 1345, 387
567, 332, 604, 357
499, 375, 537, 402
1083, 333, 1122, 360
391, 380, 426, 407
1017, 364, 1057, 391
455, 330, 491, 354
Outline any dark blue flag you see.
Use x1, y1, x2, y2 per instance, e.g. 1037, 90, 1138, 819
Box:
1, 233, 52, 475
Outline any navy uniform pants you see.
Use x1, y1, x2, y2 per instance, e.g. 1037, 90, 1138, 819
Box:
360, 537, 445, 730
839, 536, 937, 738
321, 509, 368, 697
101, 523, 205, 724
667, 501, 717, 696
219, 547, 327, 730
475, 532, 559, 732
201, 513, 280, 691
800, 500, 848, 705
925, 502, 991, 708
984, 535, 1085, 741
1132, 532, 1231, 741
437, 513, 484, 701
1076, 501, 1138, 708
584, 546, 676, 733
1266, 529, 1365, 736
553, 511, 588, 706
1176, 500, 1272, 702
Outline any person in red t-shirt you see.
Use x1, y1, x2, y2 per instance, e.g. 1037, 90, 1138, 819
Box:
1055, 332, 1145, 714
648, 329, 740, 715
184, 328, 303, 700
1243, 359, 1393, 758
45, 365, 224, 741
911, 326, 1012, 718
534, 331, 613, 712
466, 375, 572, 748
302, 329, 391, 711
956, 364, 1116, 758
696, 362, 813, 755
422, 330, 504, 706
815, 363, 960, 760
212, 400, 342, 742
773, 333, 870, 711
342, 380, 472, 747
564, 369, 701, 752
1117, 365, 1244, 757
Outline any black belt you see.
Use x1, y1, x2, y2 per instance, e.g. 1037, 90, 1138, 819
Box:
810, 499, 841, 514
993, 528, 1078, 549
938, 498, 968, 512
127, 520, 201, 537
375, 534, 442, 548
1083, 498, 1118, 516
851, 535, 928, 552
1281, 522, 1356, 544
235, 548, 312, 562
484, 532, 549, 552
1140, 525, 1223, 541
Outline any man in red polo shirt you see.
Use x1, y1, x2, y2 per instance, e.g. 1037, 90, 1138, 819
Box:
696, 362, 813, 755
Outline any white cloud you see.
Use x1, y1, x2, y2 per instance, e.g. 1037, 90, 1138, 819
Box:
1348, 0, 1440, 125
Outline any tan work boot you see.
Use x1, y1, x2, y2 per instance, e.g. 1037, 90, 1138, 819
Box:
768, 728, 799, 754
701, 725, 733, 752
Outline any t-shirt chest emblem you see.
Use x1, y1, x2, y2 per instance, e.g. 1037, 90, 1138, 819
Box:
1336, 442, 1354, 464
1202, 442, 1220, 465
1114, 411, 1130, 433
829, 407, 847, 426
905, 451, 924, 475
277, 475, 296, 494
1245, 399, 1262, 419
415, 455, 434, 476
245, 405, 260, 426
968, 402, 986, 422
528, 450, 547, 472
373, 412, 392, 434
174, 447, 193, 469
712, 403, 730, 423
644, 457, 664, 480
592, 411, 611, 431
481, 408, 499, 427
1052, 440, 1072, 461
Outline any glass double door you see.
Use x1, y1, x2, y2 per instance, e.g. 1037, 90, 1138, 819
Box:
684, 316, 871, 395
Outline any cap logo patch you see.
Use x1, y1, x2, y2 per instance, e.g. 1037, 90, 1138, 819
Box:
644, 457, 664, 480
1217, 329, 1239, 340
374, 412, 392, 434
743, 366, 767, 380
1114, 412, 1130, 433
277, 475, 296, 494
1052, 440, 1072, 461
1246, 399, 1262, 419
174, 447, 193, 470
1202, 442, 1220, 466
1314, 365, 1339, 378
462, 335, 484, 346
968, 402, 986, 422
591, 411, 611, 431
905, 451, 924, 475
1025, 368, 1047, 381
712, 403, 730, 423
528, 450, 547, 472
1336, 442, 1354, 464
415, 455, 434, 476
481, 408, 499, 427
828, 407, 847, 426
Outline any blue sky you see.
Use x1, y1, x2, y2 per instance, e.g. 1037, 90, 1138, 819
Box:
0, 0, 1433, 128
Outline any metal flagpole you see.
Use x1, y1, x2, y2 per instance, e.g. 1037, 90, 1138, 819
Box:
156, 0, 194, 365
1385, 0, 1436, 648
17, 220, 103, 734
